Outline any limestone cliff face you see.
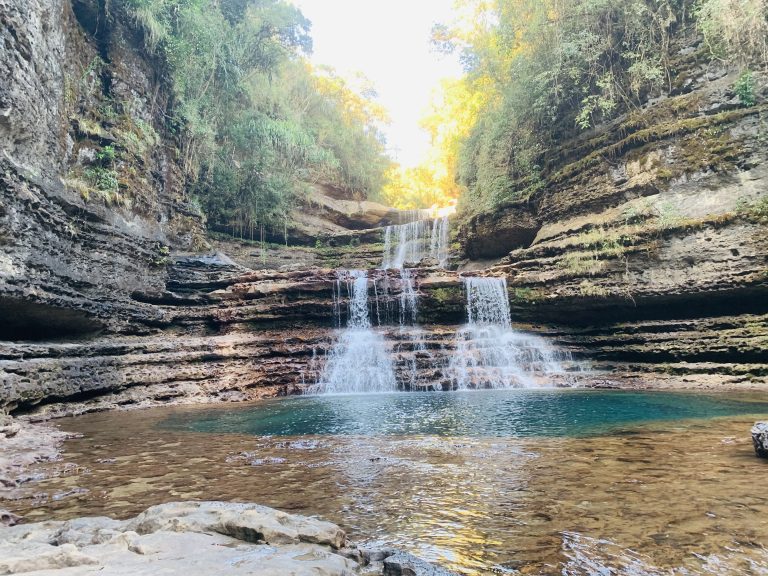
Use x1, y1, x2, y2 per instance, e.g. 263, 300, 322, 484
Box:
2, 1, 767, 417
0, 0, 207, 339
0, 0, 418, 414
457, 41, 768, 379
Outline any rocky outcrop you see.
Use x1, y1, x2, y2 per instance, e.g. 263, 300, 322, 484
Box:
0, 262, 472, 415
0, 501, 457, 575
456, 42, 768, 378
752, 422, 768, 458
458, 201, 539, 260
0, 0, 206, 338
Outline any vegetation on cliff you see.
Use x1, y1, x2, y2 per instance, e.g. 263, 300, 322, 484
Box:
117, 0, 390, 235
412, 0, 768, 213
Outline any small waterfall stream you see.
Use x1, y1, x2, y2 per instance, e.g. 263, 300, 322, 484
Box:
381, 215, 448, 391
449, 277, 569, 389
312, 270, 397, 394
312, 215, 574, 394
382, 215, 450, 269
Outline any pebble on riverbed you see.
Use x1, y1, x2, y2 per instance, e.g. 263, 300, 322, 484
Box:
751, 422, 768, 458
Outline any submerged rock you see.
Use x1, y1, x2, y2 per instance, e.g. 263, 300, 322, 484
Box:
751, 422, 768, 458
383, 551, 458, 576
0, 501, 456, 575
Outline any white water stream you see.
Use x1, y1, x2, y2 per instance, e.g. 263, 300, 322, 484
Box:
382, 215, 450, 269
448, 277, 570, 389
312, 270, 397, 394
314, 218, 572, 393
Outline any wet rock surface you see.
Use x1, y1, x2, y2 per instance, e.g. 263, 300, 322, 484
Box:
0, 0, 766, 423
382, 551, 457, 576
0, 501, 456, 575
752, 421, 768, 458
0, 416, 77, 497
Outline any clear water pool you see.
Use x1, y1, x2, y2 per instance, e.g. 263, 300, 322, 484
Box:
160, 389, 768, 437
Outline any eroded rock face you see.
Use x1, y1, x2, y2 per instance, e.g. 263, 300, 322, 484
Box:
457, 201, 539, 259
0, 501, 457, 576
454, 46, 768, 380
0, 0, 211, 332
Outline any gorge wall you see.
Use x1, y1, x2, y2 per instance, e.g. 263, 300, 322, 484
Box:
1, 0, 767, 418
458, 39, 768, 385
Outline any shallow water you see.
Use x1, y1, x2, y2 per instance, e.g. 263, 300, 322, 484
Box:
9, 390, 768, 575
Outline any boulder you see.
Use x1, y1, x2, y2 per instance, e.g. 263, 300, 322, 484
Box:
751, 422, 768, 458
126, 501, 347, 549
0, 501, 455, 575
0, 509, 22, 527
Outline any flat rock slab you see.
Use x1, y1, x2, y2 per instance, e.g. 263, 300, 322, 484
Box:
0, 501, 457, 575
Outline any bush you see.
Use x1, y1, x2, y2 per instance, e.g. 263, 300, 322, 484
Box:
734, 70, 757, 106
695, 0, 768, 65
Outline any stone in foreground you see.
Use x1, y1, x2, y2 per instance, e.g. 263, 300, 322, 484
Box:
0, 501, 456, 575
752, 422, 768, 458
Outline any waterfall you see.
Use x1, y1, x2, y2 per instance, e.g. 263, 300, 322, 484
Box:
448, 277, 569, 389
380, 213, 447, 391
382, 216, 450, 269
312, 270, 397, 394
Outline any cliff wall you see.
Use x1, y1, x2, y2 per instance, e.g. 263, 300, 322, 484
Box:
1, 1, 766, 418
457, 42, 768, 382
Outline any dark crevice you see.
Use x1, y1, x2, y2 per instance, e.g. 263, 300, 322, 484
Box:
511, 286, 768, 326
9, 385, 120, 416
72, 0, 112, 62
589, 349, 768, 364
0, 297, 105, 342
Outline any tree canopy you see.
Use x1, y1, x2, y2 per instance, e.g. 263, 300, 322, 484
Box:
119, 0, 391, 235
383, 0, 768, 213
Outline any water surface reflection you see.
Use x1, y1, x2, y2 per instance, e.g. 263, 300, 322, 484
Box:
7, 392, 768, 574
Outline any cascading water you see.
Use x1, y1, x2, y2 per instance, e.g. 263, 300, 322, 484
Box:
313, 212, 459, 394
448, 277, 569, 389
382, 215, 450, 269
312, 270, 397, 394
380, 212, 449, 391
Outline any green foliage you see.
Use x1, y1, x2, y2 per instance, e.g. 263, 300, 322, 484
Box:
454, 0, 683, 210
96, 145, 117, 165
737, 195, 768, 222
84, 166, 119, 193
150, 243, 171, 267
695, 0, 768, 65
450, 0, 768, 211
734, 71, 757, 107
117, 0, 389, 234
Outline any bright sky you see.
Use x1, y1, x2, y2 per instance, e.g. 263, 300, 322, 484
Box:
290, 0, 463, 167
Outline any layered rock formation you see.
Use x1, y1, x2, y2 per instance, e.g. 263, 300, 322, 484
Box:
2, 0, 767, 425
0, 0, 206, 339
457, 42, 768, 382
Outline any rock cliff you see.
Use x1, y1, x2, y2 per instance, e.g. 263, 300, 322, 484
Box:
457, 40, 768, 383
1, 0, 767, 419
